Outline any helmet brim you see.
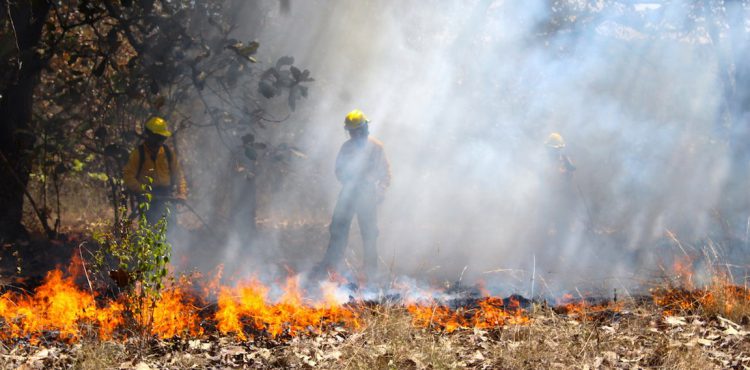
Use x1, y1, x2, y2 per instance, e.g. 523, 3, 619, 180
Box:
147, 128, 172, 137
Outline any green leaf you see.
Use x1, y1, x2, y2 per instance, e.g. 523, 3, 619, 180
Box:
258, 80, 277, 98
87, 172, 109, 182
244, 147, 258, 160
72, 159, 84, 172
291, 66, 301, 81
239, 41, 260, 56
276, 56, 295, 68
241, 133, 255, 144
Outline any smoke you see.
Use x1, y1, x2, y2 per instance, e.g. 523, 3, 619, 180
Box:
176, 1, 750, 296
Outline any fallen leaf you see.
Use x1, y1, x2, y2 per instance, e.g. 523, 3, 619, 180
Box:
592, 357, 603, 368
29, 349, 49, 361
324, 350, 342, 361
687, 338, 713, 347
602, 351, 618, 364
472, 350, 485, 361
134, 362, 152, 370
718, 316, 742, 329
664, 316, 687, 326
723, 327, 740, 336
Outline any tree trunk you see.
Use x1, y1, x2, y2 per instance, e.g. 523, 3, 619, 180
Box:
0, 1, 51, 242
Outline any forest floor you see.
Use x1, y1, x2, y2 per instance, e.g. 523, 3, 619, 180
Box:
1, 298, 749, 369
1, 226, 750, 369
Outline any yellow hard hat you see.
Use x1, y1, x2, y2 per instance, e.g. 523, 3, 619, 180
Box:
545, 132, 565, 149
144, 116, 171, 137
344, 109, 369, 130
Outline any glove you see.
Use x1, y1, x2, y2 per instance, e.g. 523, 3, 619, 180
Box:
376, 184, 387, 205
171, 194, 187, 204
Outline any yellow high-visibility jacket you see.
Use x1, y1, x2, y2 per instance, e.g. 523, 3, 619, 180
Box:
123, 144, 187, 197
335, 136, 391, 189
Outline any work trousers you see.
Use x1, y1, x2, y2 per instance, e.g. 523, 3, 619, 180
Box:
139, 187, 176, 229
321, 184, 379, 279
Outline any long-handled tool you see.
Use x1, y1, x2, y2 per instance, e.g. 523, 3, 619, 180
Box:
160, 196, 219, 238
574, 182, 594, 232
130, 194, 219, 238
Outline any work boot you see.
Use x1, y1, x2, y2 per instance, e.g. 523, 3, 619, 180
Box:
309, 261, 332, 283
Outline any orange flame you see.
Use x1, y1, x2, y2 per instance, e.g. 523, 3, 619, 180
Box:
149, 286, 203, 338
0, 270, 124, 342
7, 265, 708, 343
215, 276, 360, 339
408, 297, 530, 333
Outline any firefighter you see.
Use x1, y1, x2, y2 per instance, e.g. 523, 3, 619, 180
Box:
316, 109, 391, 281
123, 117, 188, 225
542, 132, 577, 239
545, 132, 576, 177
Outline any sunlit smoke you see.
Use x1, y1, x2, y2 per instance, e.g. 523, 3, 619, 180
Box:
173, 1, 749, 296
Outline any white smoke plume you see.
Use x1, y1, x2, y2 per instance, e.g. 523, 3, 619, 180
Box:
175, 1, 750, 298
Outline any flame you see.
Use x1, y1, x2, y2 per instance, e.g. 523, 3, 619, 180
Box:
197, 264, 224, 301
148, 286, 203, 338
407, 296, 530, 333
554, 293, 621, 319
473, 297, 529, 327
407, 304, 466, 333
0, 270, 124, 342
10, 258, 748, 344
671, 255, 695, 289
652, 274, 750, 317
215, 276, 360, 339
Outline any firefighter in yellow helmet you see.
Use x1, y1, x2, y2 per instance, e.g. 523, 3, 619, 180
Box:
540, 132, 578, 252
123, 117, 188, 225
545, 132, 576, 177
316, 109, 391, 281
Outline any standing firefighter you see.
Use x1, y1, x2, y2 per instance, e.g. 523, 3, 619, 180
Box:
123, 117, 188, 225
542, 132, 577, 242
317, 109, 391, 280
545, 132, 576, 180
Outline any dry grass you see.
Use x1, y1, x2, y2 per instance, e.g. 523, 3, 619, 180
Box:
336, 305, 457, 369
700, 278, 750, 324
321, 303, 727, 369
3, 255, 750, 369
2, 296, 748, 369
72, 341, 129, 370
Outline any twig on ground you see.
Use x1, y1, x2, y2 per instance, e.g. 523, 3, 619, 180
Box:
78, 243, 94, 294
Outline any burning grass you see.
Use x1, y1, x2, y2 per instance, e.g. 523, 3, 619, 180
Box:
1, 262, 750, 368
0, 270, 125, 343
2, 299, 749, 369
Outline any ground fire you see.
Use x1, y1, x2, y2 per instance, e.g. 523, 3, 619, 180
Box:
3, 0, 750, 368
1, 260, 748, 346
